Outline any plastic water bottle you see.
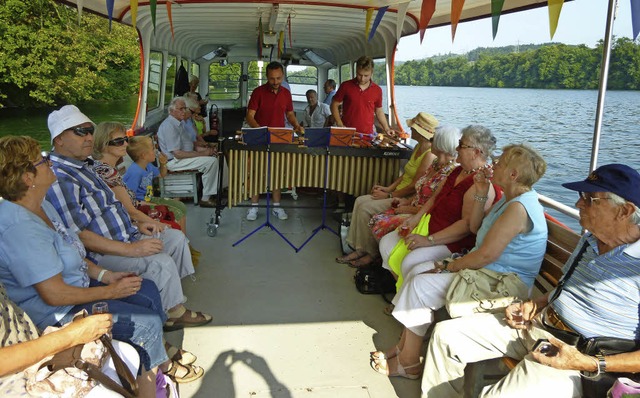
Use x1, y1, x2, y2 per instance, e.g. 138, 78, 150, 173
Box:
340, 214, 353, 255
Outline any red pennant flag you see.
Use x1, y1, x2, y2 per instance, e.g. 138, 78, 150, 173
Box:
167, 2, 174, 40
451, 0, 466, 40
419, 0, 436, 43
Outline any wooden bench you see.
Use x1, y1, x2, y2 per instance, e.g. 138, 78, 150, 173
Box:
464, 216, 582, 395
159, 170, 200, 203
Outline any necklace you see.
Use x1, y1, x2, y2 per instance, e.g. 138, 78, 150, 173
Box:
432, 158, 455, 172
463, 163, 492, 175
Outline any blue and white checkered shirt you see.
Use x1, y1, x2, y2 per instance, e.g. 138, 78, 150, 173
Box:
46, 153, 141, 263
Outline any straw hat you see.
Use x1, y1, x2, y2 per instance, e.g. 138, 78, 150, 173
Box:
406, 112, 439, 139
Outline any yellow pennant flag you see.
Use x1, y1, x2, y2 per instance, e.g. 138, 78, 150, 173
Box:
365, 8, 374, 38
130, 0, 138, 29
548, 0, 565, 39
278, 31, 284, 58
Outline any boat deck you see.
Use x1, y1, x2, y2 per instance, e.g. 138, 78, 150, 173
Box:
167, 193, 421, 398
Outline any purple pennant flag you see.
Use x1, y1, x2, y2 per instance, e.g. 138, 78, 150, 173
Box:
106, 0, 114, 32
632, 0, 640, 40
368, 6, 389, 42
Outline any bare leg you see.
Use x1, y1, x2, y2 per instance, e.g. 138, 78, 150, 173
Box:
138, 368, 157, 398
251, 194, 259, 204
272, 189, 281, 203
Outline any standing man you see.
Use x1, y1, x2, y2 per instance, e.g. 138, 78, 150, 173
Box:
303, 89, 331, 128
323, 79, 337, 106
158, 97, 223, 208
331, 56, 395, 139
245, 61, 303, 221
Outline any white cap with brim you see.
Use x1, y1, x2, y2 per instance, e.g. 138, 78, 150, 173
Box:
48, 105, 94, 144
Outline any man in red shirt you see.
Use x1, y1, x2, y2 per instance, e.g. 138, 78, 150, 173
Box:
245, 61, 302, 221
331, 56, 395, 139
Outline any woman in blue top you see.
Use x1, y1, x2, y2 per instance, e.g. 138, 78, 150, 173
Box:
370, 144, 548, 380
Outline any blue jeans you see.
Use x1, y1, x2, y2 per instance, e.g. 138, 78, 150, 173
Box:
61, 279, 169, 371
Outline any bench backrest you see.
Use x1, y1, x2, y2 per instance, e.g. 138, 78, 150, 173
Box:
532, 217, 581, 297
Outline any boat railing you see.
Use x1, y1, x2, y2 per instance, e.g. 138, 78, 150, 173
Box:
538, 193, 580, 221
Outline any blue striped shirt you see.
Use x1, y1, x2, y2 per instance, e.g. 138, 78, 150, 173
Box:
552, 233, 640, 340
46, 153, 141, 263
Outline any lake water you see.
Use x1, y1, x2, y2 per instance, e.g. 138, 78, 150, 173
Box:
1, 86, 639, 229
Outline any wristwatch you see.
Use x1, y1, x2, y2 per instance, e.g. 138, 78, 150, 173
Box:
595, 354, 607, 373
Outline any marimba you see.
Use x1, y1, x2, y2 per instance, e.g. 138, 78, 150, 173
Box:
225, 139, 413, 207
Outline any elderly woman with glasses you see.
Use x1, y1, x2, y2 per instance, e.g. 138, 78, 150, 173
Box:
91, 122, 188, 233
371, 143, 548, 380
0, 135, 175, 395
379, 125, 501, 287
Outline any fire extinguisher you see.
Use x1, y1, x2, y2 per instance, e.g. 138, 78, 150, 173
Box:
209, 104, 219, 132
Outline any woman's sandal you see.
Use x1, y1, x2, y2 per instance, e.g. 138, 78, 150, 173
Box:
335, 250, 366, 264
370, 345, 400, 361
165, 342, 197, 366
164, 360, 204, 383
164, 309, 213, 332
370, 357, 422, 380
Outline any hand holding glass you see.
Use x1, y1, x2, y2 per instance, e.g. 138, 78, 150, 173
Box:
510, 299, 524, 325
92, 302, 109, 314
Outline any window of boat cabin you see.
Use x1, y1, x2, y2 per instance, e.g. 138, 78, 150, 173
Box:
208, 62, 241, 101
328, 68, 338, 83
190, 63, 199, 80
286, 65, 318, 102
147, 51, 162, 111
373, 58, 389, 110
340, 63, 351, 83
164, 55, 177, 105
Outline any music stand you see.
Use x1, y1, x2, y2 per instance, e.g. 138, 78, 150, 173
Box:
232, 128, 297, 250
296, 128, 339, 252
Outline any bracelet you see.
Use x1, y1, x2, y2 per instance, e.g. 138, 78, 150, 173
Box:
97, 269, 108, 283
473, 194, 488, 203
580, 356, 601, 379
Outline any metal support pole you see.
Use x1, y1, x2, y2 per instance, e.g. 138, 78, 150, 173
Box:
589, 0, 618, 172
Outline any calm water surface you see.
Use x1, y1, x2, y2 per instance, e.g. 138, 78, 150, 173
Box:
1, 86, 639, 229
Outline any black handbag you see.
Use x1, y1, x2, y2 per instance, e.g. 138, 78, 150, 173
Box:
577, 336, 640, 398
354, 266, 396, 295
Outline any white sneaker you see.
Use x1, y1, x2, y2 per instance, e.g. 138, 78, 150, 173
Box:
246, 207, 259, 221
272, 207, 288, 220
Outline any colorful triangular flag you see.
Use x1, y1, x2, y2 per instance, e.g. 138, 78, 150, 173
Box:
396, 2, 410, 44
631, 0, 640, 40
278, 31, 284, 58
368, 6, 388, 42
106, 0, 114, 32
548, 0, 565, 39
365, 8, 374, 38
167, 1, 174, 40
451, 0, 466, 41
491, 0, 505, 39
419, 0, 436, 43
150, 0, 157, 34
130, 0, 138, 29
288, 14, 293, 48
77, 0, 84, 24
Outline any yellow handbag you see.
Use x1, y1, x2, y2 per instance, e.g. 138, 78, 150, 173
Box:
387, 213, 430, 290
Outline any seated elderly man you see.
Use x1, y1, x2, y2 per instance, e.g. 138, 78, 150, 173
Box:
421, 163, 640, 398
45, 105, 211, 331
158, 96, 222, 208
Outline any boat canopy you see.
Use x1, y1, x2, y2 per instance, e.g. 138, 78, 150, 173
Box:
56, 0, 551, 64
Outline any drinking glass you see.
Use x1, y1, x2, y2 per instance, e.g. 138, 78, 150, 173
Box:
510, 299, 524, 325
92, 302, 109, 314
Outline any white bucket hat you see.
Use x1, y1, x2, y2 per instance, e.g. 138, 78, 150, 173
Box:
47, 105, 94, 143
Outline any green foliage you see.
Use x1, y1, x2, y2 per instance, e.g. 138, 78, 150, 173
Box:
0, 0, 139, 108
394, 40, 639, 90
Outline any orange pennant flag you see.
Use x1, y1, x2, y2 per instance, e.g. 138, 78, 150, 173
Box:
451, 0, 466, 41
419, 0, 436, 43
130, 0, 138, 29
167, 2, 174, 40
548, 0, 565, 39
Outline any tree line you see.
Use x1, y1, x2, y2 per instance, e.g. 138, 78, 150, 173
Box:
389, 38, 640, 90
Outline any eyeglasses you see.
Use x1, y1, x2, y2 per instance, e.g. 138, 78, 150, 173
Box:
107, 136, 129, 147
34, 151, 51, 167
578, 191, 611, 206
458, 140, 481, 152
69, 126, 95, 137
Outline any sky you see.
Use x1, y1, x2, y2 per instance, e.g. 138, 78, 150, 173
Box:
396, 0, 635, 61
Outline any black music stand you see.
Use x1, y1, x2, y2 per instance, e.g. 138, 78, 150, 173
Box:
296, 129, 339, 252
232, 129, 297, 250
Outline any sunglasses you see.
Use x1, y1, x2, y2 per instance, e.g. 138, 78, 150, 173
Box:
70, 126, 95, 137
107, 136, 129, 147
34, 151, 51, 167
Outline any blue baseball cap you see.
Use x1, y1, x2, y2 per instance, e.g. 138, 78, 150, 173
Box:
562, 164, 640, 208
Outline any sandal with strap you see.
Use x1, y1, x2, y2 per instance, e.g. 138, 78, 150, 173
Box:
165, 342, 197, 366
164, 309, 212, 332
164, 360, 204, 384
370, 345, 400, 361
335, 250, 366, 264
370, 357, 422, 380
348, 254, 376, 268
